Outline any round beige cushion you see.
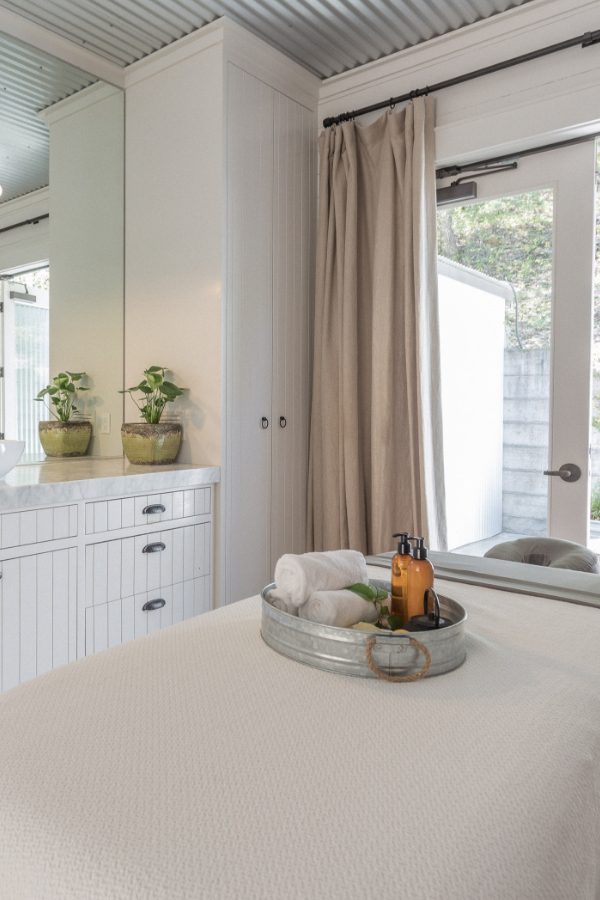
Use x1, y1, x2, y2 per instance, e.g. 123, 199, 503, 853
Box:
484, 537, 600, 574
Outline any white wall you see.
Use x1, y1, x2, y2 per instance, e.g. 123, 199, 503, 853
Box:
43, 83, 124, 458
319, 0, 600, 166
0, 189, 49, 273
124, 28, 225, 467
438, 260, 511, 550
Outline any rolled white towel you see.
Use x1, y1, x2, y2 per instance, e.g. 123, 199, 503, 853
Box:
299, 590, 379, 628
268, 588, 298, 616
274, 550, 369, 609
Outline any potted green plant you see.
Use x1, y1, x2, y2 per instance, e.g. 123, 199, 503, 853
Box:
35, 371, 92, 457
120, 366, 186, 464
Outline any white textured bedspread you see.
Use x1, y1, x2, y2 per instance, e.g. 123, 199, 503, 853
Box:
0, 577, 599, 900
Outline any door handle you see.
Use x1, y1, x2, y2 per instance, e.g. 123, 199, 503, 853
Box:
142, 504, 166, 515
279, 416, 287, 428
142, 598, 166, 611
142, 541, 166, 553
261, 417, 269, 429
542, 463, 581, 483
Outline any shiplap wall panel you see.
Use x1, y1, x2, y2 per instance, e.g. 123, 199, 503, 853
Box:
0, 548, 76, 691
85, 489, 211, 534
0, 505, 77, 549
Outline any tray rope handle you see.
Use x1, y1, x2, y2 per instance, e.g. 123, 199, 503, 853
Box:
365, 635, 432, 683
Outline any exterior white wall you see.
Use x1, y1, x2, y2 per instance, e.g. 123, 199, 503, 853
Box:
0, 189, 49, 272
42, 83, 124, 458
318, 0, 600, 166
124, 29, 225, 468
438, 261, 511, 550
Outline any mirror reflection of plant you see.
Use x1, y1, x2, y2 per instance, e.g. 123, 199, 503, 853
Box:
120, 366, 186, 425
35, 372, 89, 422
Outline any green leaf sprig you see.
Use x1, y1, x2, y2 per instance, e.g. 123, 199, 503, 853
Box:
120, 366, 186, 425
35, 371, 89, 423
347, 582, 397, 629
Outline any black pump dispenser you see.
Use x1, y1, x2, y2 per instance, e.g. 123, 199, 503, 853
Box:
411, 537, 428, 560
392, 532, 412, 556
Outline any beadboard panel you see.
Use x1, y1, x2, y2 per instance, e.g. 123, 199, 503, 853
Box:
0, 505, 77, 549
0, 547, 77, 691
85, 523, 211, 607
225, 63, 274, 603
84, 576, 210, 655
85, 488, 211, 534
270, 91, 314, 565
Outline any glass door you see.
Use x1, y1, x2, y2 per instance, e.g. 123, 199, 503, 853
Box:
437, 141, 596, 555
0, 266, 49, 461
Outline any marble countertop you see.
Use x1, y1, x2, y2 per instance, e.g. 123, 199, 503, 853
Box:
0, 457, 220, 510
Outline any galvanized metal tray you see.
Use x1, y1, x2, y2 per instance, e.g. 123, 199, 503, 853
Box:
261, 579, 467, 681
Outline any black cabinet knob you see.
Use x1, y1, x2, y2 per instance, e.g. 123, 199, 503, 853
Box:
261, 417, 269, 429
279, 416, 287, 428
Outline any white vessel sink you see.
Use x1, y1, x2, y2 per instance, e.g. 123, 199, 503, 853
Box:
0, 440, 25, 478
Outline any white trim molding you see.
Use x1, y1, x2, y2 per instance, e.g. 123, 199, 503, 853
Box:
0, 7, 124, 87
124, 17, 319, 110
40, 82, 122, 126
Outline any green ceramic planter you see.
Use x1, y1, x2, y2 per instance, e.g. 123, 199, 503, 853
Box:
121, 422, 182, 465
39, 420, 92, 458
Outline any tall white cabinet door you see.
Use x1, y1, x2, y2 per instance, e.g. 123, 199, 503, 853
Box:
0, 548, 77, 691
270, 92, 315, 567
225, 65, 274, 603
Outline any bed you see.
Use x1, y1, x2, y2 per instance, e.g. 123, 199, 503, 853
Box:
0, 572, 599, 899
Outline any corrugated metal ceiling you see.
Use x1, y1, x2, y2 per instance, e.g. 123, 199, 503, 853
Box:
0, 0, 535, 204
0, 33, 95, 203
0, 0, 535, 78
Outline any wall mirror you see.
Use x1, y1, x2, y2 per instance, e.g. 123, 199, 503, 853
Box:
0, 30, 124, 462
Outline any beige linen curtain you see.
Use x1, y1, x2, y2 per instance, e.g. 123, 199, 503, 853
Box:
308, 97, 447, 555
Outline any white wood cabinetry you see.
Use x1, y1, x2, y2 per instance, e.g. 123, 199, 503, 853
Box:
225, 64, 315, 604
0, 467, 217, 692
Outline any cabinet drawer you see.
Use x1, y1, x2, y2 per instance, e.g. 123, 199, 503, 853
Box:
0, 505, 78, 549
85, 523, 211, 607
85, 488, 211, 534
84, 576, 211, 655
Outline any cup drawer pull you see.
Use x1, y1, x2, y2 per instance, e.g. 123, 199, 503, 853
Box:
142, 504, 166, 515
142, 598, 166, 612
142, 541, 166, 554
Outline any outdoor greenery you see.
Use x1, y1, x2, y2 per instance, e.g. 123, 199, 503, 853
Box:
120, 366, 186, 424
438, 189, 553, 350
592, 484, 600, 521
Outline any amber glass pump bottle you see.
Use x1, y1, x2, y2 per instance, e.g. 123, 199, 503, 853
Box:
390, 532, 413, 620
406, 537, 435, 621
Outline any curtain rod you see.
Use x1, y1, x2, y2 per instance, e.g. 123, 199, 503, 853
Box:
322, 29, 600, 128
0, 213, 49, 236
